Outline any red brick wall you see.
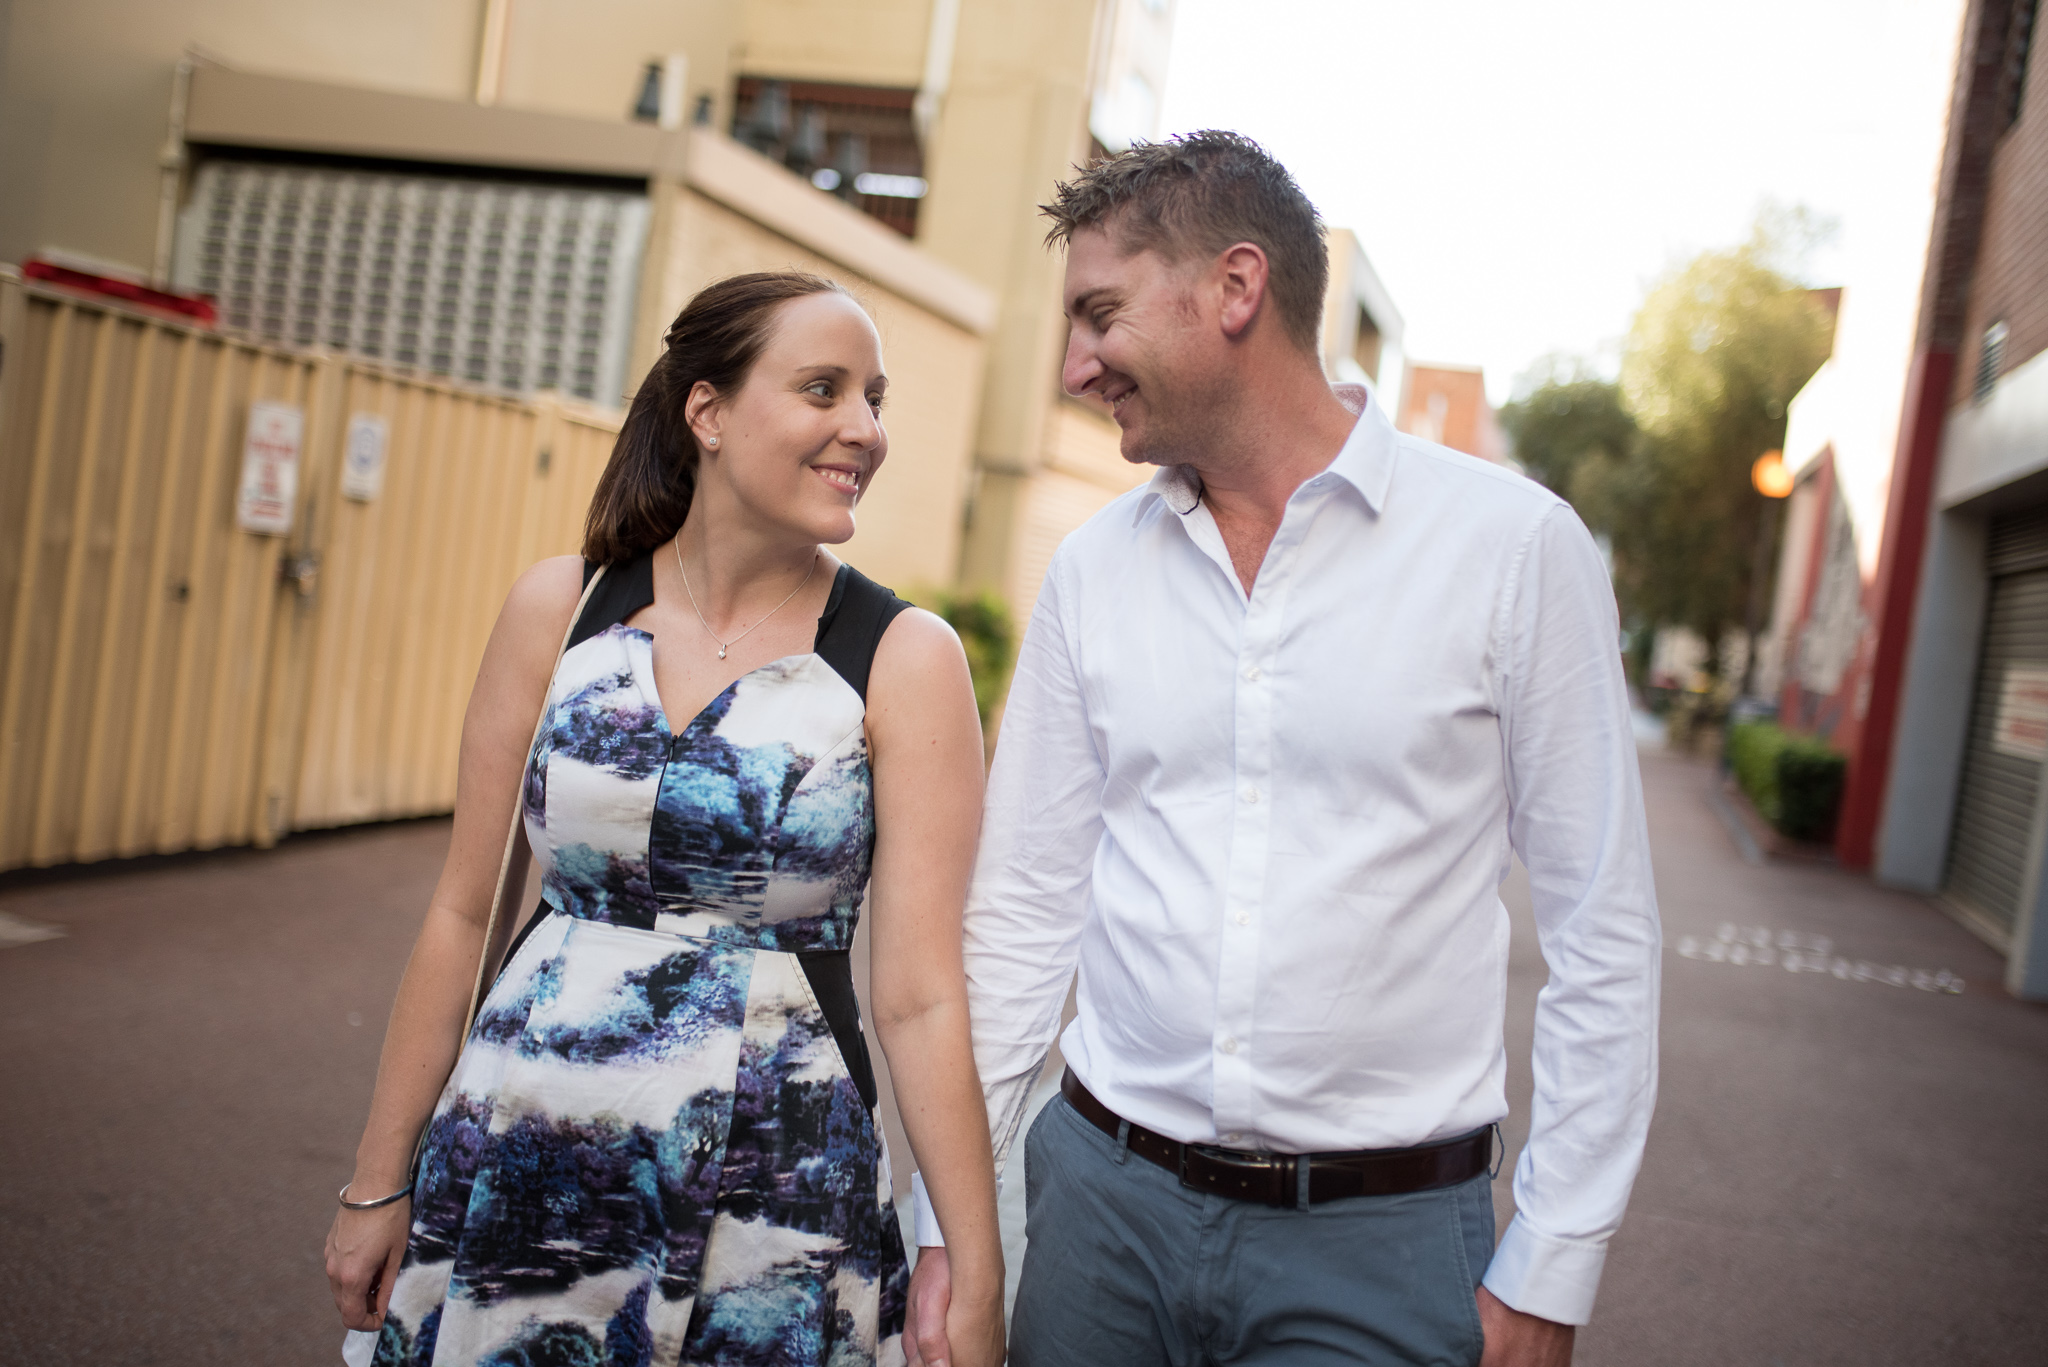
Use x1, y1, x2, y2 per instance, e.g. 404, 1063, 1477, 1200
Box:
1953, 21, 2048, 406
1398, 365, 1500, 461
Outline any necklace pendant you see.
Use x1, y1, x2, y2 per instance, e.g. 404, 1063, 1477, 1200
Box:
717, 646, 728, 659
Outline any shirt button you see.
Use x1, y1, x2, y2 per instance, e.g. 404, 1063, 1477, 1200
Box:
1221, 1132, 1241, 1144
1234, 910, 1250, 926
1220, 1037, 1239, 1055
1244, 665, 1261, 682
1241, 785, 1259, 804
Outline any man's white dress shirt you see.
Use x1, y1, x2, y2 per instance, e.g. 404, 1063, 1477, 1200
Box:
913, 385, 1659, 1326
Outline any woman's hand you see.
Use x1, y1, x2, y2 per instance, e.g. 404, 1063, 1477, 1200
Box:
905, 1245, 1006, 1367
325, 1194, 411, 1331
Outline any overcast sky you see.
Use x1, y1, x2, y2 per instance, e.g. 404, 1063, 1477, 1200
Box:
1157, 0, 1965, 405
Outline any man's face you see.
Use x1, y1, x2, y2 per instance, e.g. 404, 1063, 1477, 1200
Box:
1060, 226, 1210, 466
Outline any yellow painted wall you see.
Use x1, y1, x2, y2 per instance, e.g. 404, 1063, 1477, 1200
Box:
919, 0, 1099, 479
0, 0, 479, 273
0, 0, 748, 277
647, 186, 986, 596
496, 0, 740, 130
735, 0, 932, 88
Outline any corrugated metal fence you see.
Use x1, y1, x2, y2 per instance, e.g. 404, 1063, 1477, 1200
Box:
0, 270, 621, 872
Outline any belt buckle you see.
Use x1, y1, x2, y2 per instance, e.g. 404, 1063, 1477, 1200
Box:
1182, 1144, 1294, 1206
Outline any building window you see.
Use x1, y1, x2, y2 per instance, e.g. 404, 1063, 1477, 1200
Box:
1352, 306, 1383, 382
1976, 320, 2009, 403
731, 79, 925, 238
2003, 0, 2039, 130
173, 154, 649, 406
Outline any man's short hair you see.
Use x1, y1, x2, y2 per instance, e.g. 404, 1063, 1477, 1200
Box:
1040, 131, 1328, 354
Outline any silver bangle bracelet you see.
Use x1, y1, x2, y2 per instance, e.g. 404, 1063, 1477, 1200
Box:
338, 1180, 413, 1210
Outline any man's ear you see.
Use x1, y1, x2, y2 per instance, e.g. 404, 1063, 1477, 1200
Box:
1215, 242, 1270, 341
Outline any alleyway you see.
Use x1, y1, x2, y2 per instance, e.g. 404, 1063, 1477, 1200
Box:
1, 745, 2044, 1365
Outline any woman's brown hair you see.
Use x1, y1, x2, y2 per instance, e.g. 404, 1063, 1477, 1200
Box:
581, 271, 850, 564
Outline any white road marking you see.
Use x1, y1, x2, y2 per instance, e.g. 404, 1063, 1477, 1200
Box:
1673, 922, 1964, 993
0, 910, 64, 949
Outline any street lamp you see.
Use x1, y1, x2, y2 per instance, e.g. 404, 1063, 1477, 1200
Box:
1752, 449, 1794, 499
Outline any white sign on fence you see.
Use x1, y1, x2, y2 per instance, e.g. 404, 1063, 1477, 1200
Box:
236, 400, 303, 535
340, 412, 389, 502
1994, 665, 2048, 761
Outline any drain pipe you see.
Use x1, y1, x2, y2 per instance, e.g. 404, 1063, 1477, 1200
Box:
913, 0, 961, 150
150, 55, 193, 287
476, 0, 512, 105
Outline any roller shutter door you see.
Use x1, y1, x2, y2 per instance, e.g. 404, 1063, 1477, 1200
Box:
1943, 507, 2048, 938
172, 156, 648, 406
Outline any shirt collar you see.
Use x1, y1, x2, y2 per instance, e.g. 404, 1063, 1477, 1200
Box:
1138, 381, 1396, 522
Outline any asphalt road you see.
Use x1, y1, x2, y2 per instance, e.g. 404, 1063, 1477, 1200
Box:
1, 746, 2044, 1364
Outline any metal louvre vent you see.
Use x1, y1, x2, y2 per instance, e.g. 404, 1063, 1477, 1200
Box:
1975, 321, 2008, 405
173, 157, 649, 406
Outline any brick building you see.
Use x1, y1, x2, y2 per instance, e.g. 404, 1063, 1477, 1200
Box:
1396, 362, 1507, 463
1814, 0, 2048, 998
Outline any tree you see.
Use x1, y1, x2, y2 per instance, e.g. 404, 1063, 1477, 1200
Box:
1498, 361, 1637, 497
1573, 211, 1836, 661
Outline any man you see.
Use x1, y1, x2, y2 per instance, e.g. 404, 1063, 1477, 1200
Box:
907, 131, 1659, 1367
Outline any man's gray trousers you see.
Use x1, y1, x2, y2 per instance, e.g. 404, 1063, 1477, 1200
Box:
1011, 1093, 1496, 1367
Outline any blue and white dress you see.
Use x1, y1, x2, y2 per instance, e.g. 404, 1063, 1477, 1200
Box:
371, 554, 911, 1367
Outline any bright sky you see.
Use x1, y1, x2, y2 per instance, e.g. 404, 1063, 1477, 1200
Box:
1157, 0, 1965, 406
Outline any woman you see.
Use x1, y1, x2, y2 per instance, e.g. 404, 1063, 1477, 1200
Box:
326, 272, 1004, 1367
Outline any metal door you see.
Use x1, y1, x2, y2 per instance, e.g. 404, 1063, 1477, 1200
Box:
1944, 507, 2048, 939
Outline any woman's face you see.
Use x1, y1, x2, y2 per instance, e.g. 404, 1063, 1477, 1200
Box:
692, 291, 888, 547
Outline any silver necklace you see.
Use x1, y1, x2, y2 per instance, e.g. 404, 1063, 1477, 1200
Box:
673, 539, 817, 660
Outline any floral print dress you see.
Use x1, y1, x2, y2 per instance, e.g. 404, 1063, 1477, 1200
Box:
370, 554, 911, 1367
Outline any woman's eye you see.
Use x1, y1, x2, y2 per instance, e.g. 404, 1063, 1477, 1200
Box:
805, 381, 833, 399
867, 393, 886, 412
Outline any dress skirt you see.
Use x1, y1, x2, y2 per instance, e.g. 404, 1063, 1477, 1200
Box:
370, 910, 908, 1367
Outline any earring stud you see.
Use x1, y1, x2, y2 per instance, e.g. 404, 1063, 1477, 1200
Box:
707, 437, 719, 447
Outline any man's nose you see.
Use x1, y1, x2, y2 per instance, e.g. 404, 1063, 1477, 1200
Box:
1063, 332, 1102, 398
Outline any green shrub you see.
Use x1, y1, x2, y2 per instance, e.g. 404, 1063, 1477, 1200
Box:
906, 587, 1016, 725
1725, 720, 1846, 842
1776, 736, 1847, 842
1726, 719, 1783, 823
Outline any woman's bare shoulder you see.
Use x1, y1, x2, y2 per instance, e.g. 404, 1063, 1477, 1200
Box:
489, 555, 588, 666
869, 607, 975, 719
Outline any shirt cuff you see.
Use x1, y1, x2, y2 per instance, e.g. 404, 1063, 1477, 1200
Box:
1480, 1213, 1608, 1326
909, 1171, 944, 1247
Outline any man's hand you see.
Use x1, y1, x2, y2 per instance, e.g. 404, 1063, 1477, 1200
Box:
1477, 1285, 1574, 1367
905, 1244, 954, 1367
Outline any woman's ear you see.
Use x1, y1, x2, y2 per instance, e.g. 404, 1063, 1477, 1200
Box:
685, 379, 723, 453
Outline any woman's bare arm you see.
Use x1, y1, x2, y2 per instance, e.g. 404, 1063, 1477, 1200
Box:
864, 608, 1005, 1367
325, 554, 583, 1330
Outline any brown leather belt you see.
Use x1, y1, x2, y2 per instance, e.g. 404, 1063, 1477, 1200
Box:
1059, 1069, 1492, 1207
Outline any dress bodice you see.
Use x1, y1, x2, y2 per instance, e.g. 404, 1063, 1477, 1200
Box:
521, 553, 908, 953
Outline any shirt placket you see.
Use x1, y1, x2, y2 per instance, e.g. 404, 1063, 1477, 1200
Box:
1208, 481, 1322, 1148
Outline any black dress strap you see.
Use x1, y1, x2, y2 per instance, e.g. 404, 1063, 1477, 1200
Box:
812, 562, 912, 704
570, 552, 656, 649
800, 562, 906, 1113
